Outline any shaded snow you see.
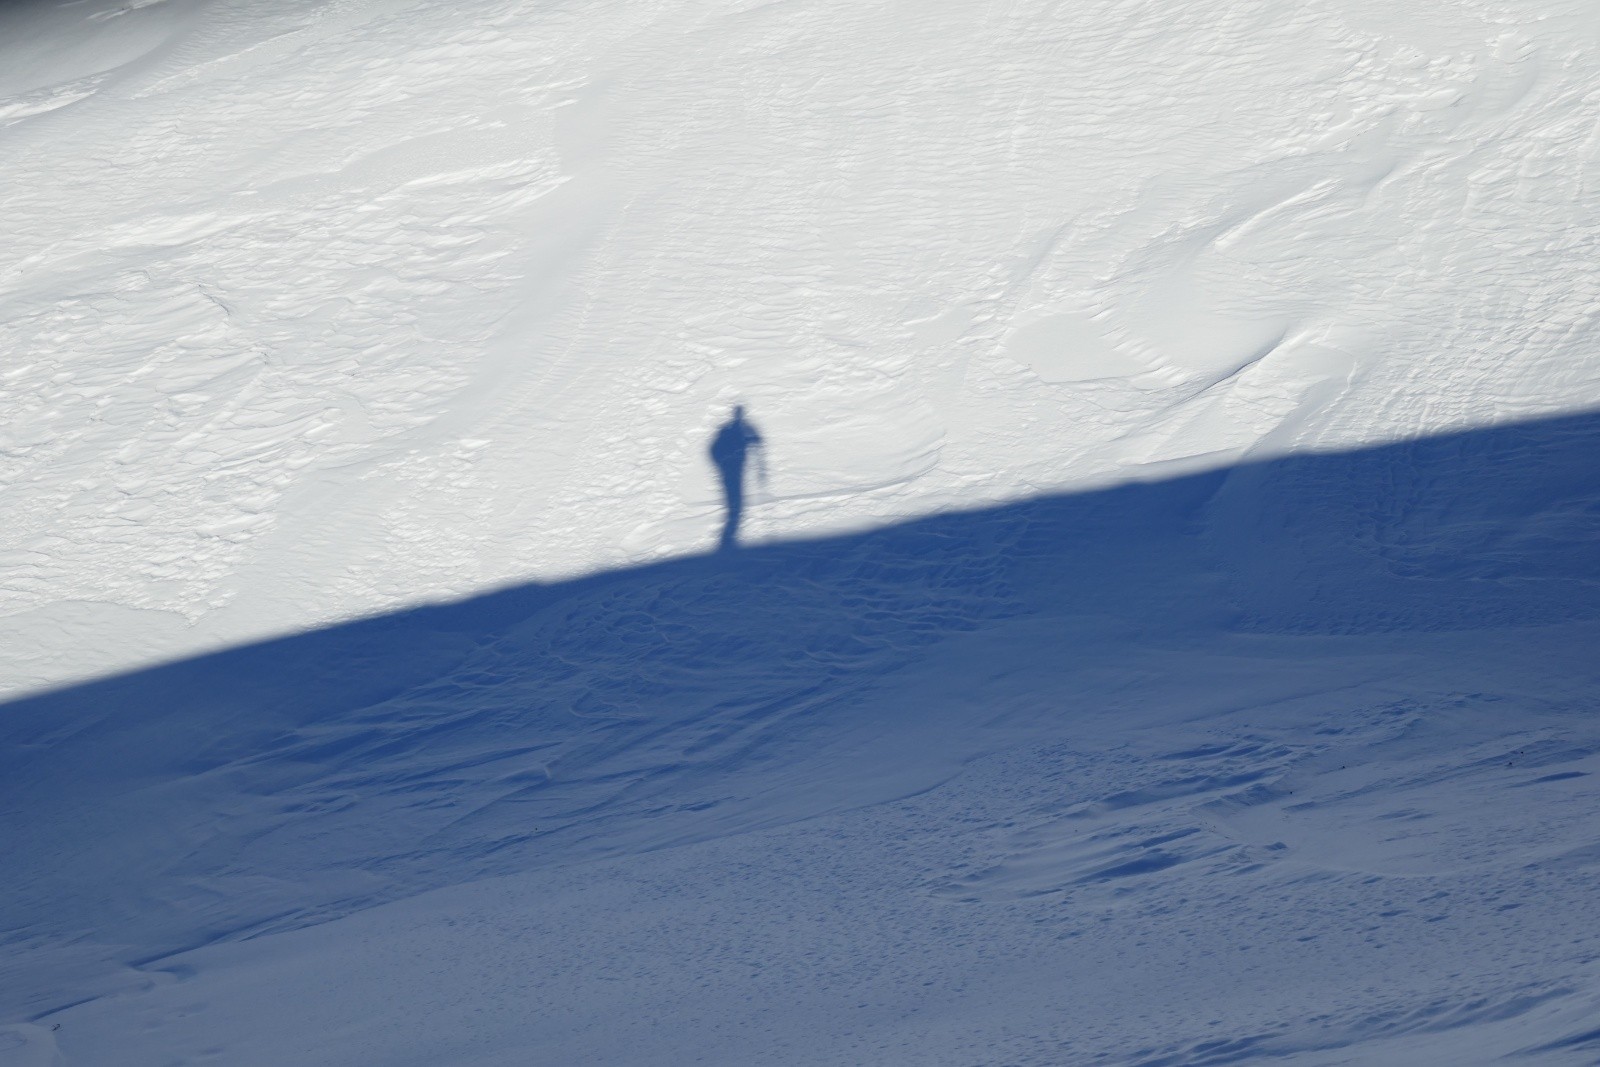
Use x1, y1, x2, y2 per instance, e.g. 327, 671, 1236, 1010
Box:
6, 416, 1600, 1064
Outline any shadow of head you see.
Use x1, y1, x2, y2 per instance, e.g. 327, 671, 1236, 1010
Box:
708, 405, 764, 550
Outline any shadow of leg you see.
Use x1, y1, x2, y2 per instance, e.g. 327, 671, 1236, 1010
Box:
718, 466, 744, 551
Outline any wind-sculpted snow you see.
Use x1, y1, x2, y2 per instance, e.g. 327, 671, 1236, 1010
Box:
4, 0, 1600, 693
3, 412, 1597, 1063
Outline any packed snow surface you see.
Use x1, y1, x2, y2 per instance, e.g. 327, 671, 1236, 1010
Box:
1, 0, 1598, 1062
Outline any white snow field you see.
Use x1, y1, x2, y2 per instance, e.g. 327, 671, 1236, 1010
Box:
2, 0, 1599, 1061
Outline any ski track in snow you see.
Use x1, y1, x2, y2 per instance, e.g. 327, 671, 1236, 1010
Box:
3, 0, 1600, 1062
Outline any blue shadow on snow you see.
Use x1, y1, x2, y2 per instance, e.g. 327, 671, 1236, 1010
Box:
2, 408, 1598, 1018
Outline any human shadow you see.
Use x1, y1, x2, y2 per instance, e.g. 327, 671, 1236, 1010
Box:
708, 404, 765, 550
3, 408, 1599, 1019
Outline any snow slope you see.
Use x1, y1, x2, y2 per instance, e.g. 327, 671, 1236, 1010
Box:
2, 0, 1599, 1062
